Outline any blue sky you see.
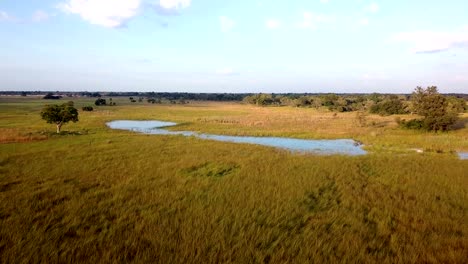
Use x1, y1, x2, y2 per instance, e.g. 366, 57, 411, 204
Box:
1, 0, 468, 93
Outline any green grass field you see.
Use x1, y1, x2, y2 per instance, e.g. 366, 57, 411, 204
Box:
1, 97, 467, 263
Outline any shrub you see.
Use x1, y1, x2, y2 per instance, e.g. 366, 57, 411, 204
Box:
147, 98, 161, 104
95, 98, 106, 106
43, 93, 61, 100
82, 106, 94, 111
409, 86, 458, 131
447, 96, 467, 113
369, 98, 408, 116
398, 119, 424, 130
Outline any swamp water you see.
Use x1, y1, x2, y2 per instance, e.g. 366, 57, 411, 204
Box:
458, 152, 468, 160
107, 120, 367, 156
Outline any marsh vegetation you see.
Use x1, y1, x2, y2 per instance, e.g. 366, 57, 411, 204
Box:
0, 96, 467, 263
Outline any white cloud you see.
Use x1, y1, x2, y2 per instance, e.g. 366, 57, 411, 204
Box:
32, 10, 49, 22
154, 0, 191, 16
359, 18, 369, 26
392, 28, 468, 53
0, 10, 16, 22
0, 11, 8, 20
159, 0, 191, 9
57, 0, 142, 28
365, 3, 379, 13
297, 12, 334, 29
220, 16, 235, 32
1, 10, 50, 23
265, 19, 281, 29
216, 68, 237, 76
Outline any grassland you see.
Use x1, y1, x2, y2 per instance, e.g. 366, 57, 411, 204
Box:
1, 96, 467, 263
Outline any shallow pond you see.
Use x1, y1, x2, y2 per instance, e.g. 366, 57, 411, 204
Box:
458, 152, 468, 160
107, 120, 367, 156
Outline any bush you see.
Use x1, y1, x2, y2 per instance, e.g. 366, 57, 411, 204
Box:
82, 106, 94, 111
447, 96, 467, 113
43, 93, 61, 100
243, 94, 278, 106
398, 119, 424, 130
410, 86, 458, 131
369, 99, 408, 116
147, 98, 161, 104
95, 98, 106, 106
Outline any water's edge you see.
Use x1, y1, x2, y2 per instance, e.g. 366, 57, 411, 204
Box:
459, 152, 468, 160
107, 120, 468, 159
107, 120, 367, 156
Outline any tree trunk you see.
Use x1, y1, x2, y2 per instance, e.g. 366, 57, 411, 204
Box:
56, 123, 62, 134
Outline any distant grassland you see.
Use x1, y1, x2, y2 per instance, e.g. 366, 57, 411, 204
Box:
1, 96, 467, 151
1, 96, 467, 263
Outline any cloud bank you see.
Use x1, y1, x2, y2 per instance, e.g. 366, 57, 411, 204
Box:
393, 28, 468, 53
57, 0, 192, 28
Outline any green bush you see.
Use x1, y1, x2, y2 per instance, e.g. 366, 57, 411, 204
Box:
398, 118, 424, 130
410, 86, 458, 131
94, 98, 106, 106
82, 106, 94, 111
369, 98, 408, 116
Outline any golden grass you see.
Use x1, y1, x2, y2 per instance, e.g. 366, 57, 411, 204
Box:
104, 101, 467, 151
0, 128, 48, 143
0, 97, 467, 263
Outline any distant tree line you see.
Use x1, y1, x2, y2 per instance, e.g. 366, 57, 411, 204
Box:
43, 93, 62, 100
244, 91, 465, 111
2, 90, 467, 101
243, 93, 413, 114
33, 87, 466, 133
108, 92, 251, 101
244, 87, 466, 131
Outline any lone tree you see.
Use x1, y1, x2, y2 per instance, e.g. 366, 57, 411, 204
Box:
410, 86, 458, 131
40, 103, 79, 133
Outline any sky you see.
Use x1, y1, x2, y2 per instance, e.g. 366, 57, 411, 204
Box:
0, 0, 468, 93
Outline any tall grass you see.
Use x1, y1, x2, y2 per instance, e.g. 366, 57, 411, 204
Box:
1, 97, 467, 263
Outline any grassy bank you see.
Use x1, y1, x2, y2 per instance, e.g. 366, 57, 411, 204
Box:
1, 97, 467, 263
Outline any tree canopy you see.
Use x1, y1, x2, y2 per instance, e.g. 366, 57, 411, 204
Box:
40, 103, 79, 133
408, 86, 458, 131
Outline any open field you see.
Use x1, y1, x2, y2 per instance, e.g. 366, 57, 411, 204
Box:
1, 96, 467, 263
